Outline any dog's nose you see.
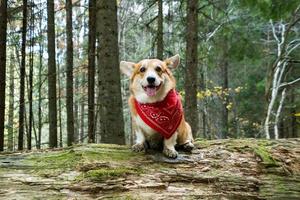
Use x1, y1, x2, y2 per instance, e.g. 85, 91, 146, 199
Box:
147, 77, 156, 84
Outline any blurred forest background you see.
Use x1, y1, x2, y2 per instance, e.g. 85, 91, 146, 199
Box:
0, 0, 300, 151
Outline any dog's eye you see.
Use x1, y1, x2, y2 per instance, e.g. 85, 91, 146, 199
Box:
155, 66, 162, 72
139, 67, 146, 73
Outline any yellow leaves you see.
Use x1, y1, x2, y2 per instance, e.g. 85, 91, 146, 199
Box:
179, 91, 185, 97
234, 87, 243, 93
196, 85, 243, 100
252, 122, 260, 128
295, 113, 300, 117
197, 92, 204, 99
205, 90, 212, 97
226, 102, 233, 110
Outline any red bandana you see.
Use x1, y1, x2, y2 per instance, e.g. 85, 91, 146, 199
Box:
134, 89, 183, 139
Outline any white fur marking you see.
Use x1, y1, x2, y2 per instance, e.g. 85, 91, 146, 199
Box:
164, 132, 178, 151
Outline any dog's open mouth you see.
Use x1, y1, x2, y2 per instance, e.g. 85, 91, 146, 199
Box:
143, 84, 161, 97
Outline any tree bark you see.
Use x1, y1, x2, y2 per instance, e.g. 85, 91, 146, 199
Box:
7, 54, 14, 151
184, 0, 199, 138
37, 7, 43, 149
57, 60, 63, 148
28, 1, 35, 150
47, 0, 58, 148
74, 75, 79, 143
88, 0, 96, 143
0, 0, 7, 151
220, 36, 229, 139
157, 0, 163, 60
97, 0, 125, 144
80, 73, 86, 143
66, 0, 75, 146
18, 0, 28, 151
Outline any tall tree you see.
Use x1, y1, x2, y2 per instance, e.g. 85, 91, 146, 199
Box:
28, 0, 35, 150
97, 0, 125, 144
0, 0, 7, 151
37, 6, 44, 149
18, 0, 28, 150
66, 0, 74, 146
8, 54, 15, 151
80, 73, 86, 143
157, 0, 163, 60
220, 35, 229, 138
47, 0, 57, 148
74, 75, 79, 143
57, 59, 63, 147
88, 0, 96, 143
184, 0, 199, 138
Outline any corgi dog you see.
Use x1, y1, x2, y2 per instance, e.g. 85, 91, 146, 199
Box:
120, 55, 194, 158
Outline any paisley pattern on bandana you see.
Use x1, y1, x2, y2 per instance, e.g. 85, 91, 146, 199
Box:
134, 89, 183, 139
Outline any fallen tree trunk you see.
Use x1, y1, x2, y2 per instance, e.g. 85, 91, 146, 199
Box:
0, 139, 299, 199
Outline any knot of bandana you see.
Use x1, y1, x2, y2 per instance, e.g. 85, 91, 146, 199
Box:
134, 89, 183, 139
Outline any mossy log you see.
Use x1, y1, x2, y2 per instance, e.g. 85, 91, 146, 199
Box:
0, 139, 299, 199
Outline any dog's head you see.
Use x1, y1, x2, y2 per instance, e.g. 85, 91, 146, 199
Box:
120, 55, 180, 103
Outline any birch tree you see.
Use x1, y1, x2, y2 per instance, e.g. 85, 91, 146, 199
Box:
264, 6, 300, 139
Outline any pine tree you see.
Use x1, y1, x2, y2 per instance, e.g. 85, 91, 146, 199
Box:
97, 0, 125, 144
47, 0, 58, 148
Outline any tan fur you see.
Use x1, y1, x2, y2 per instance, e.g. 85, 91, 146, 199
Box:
122, 55, 193, 145
120, 55, 194, 157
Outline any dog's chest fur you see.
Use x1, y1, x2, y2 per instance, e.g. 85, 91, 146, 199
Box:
134, 115, 163, 140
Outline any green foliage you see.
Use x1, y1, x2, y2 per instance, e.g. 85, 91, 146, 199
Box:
238, 0, 300, 20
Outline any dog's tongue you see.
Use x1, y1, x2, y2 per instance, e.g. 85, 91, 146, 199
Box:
145, 87, 156, 97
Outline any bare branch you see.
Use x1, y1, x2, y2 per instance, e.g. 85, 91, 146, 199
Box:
287, 42, 300, 56
270, 20, 279, 43
279, 77, 300, 89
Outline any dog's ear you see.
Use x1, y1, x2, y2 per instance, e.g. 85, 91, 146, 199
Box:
164, 54, 180, 69
120, 61, 135, 77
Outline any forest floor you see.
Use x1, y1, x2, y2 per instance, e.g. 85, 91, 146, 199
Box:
0, 139, 299, 200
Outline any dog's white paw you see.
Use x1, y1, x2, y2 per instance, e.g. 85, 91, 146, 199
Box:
132, 143, 144, 152
163, 148, 178, 158
183, 142, 194, 152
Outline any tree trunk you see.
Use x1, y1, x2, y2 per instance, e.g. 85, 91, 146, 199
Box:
18, 0, 28, 151
57, 60, 63, 148
74, 75, 79, 143
7, 54, 14, 151
0, 0, 7, 151
220, 36, 229, 139
28, 2, 35, 150
80, 74, 86, 143
66, 0, 75, 146
88, 0, 96, 143
184, 0, 199, 138
157, 0, 163, 60
97, 0, 125, 144
37, 7, 43, 149
47, 0, 58, 148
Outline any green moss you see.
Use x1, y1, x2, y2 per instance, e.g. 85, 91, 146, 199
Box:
194, 139, 218, 148
82, 149, 139, 162
24, 144, 142, 173
25, 150, 82, 170
253, 145, 278, 167
83, 167, 140, 182
259, 175, 300, 199
89, 143, 130, 150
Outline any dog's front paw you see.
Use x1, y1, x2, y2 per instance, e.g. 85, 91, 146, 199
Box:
132, 143, 145, 152
163, 148, 178, 158
182, 142, 194, 152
